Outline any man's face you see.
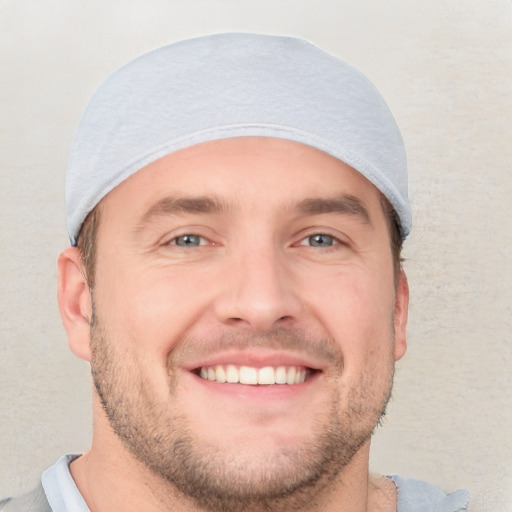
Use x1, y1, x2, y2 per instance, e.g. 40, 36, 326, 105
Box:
87, 137, 407, 510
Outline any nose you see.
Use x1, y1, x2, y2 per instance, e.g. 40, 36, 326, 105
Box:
213, 245, 303, 332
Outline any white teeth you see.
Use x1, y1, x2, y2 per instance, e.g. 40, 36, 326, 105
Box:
239, 366, 258, 385
198, 365, 309, 385
258, 366, 276, 385
226, 364, 239, 383
286, 366, 296, 385
275, 366, 287, 384
215, 365, 226, 383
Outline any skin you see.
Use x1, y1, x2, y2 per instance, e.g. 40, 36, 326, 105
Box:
57, 137, 408, 512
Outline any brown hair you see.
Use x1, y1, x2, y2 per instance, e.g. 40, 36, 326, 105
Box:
380, 194, 404, 284
77, 205, 101, 289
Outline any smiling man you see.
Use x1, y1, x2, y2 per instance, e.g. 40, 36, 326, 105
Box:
0, 34, 469, 512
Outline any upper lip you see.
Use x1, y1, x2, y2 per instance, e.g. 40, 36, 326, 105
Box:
182, 349, 325, 372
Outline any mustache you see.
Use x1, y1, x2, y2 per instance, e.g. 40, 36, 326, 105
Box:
170, 327, 343, 368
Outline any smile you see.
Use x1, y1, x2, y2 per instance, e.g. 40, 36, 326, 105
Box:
198, 365, 311, 385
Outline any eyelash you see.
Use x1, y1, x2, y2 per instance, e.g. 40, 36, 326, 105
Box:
297, 233, 343, 249
299, 233, 339, 247
163, 231, 346, 250
166, 234, 210, 247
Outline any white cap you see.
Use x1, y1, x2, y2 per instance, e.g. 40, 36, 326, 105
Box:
66, 33, 410, 245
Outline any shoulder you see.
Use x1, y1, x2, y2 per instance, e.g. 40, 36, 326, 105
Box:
0, 482, 51, 512
0, 454, 83, 512
390, 475, 470, 512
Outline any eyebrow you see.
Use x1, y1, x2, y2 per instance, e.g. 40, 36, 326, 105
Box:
135, 195, 228, 228
134, 193, 371, 230
296, 195, 371, 224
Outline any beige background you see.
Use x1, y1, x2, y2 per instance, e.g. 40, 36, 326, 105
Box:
1, 1, 511, 510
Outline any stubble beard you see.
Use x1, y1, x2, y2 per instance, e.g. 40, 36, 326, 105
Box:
89, 306, 395, 512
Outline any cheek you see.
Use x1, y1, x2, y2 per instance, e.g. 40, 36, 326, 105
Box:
93, 259, 216, 356
304, 268, 396, 362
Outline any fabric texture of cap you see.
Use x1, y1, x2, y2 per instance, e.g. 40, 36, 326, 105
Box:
66, 33, 411, 245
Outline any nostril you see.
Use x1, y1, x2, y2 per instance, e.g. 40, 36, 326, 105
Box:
224, 317, 253, 328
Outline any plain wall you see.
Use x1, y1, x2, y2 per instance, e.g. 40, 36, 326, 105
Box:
1, 1, 511, 510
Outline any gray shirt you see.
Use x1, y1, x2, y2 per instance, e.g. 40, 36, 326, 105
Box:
0, 454, 470, 512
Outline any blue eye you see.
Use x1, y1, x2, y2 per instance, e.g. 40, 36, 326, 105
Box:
305, 234, 335, 247
173, 234, 203, 247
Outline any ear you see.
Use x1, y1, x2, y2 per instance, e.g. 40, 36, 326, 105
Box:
57, 247, 92, 361
393, 269, 409, 361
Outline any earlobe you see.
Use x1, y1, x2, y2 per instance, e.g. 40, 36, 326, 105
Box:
57, 247, 92, 361
393, 270, 409, 361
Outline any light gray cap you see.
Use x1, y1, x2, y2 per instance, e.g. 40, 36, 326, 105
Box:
66, 33, 411, 245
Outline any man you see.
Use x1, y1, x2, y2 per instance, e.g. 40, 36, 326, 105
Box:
1, 33, 469, 512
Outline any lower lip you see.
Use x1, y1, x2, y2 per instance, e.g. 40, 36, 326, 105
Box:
186, 371, 319, 401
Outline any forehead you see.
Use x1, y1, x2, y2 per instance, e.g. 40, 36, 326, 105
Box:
101, 137, 383, 212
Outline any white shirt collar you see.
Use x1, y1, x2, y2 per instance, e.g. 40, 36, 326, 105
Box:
41, 454, 89, 512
